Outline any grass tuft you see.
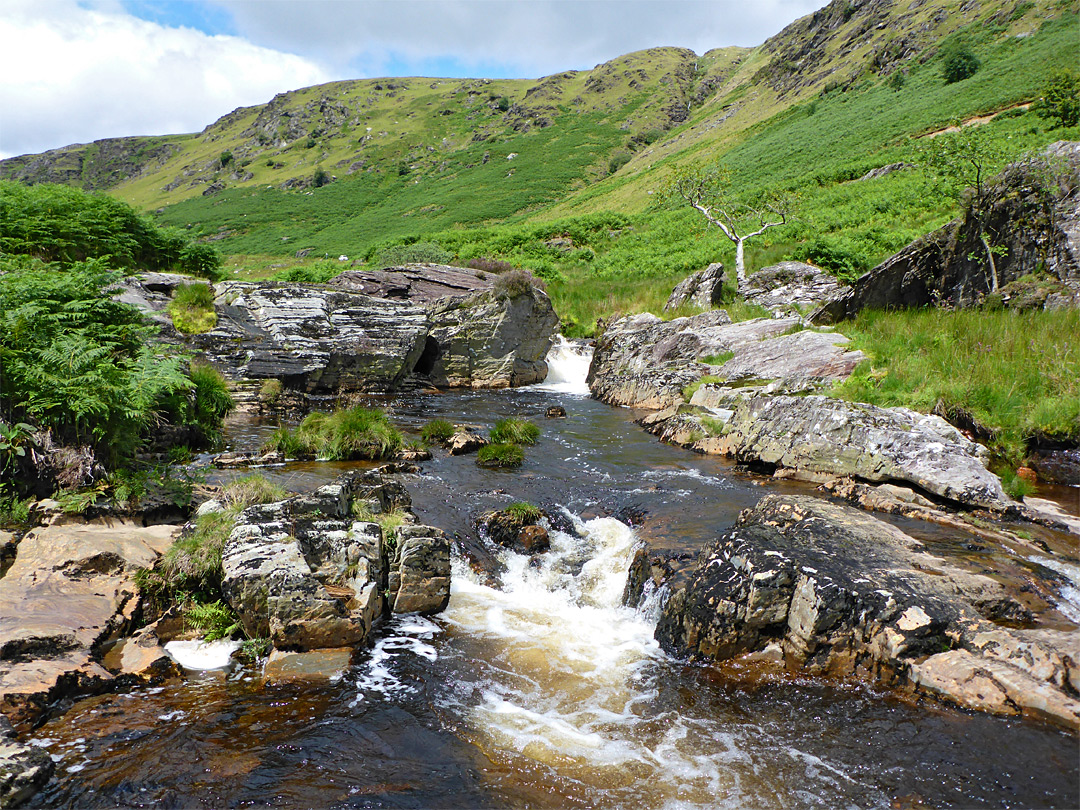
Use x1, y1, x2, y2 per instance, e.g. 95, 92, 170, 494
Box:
477, 443, 524, 468
489, 417, 540, 446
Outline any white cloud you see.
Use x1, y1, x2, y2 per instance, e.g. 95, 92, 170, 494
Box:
217, 0, 825, 77
0, 0, 331, 157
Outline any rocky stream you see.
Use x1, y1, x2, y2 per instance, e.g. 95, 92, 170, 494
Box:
0, 338, 1076, 809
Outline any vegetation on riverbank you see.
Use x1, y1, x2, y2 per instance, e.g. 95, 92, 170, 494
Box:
262, 406, 404, 460
168, 282, 218, 334
834, 306, 1080, 468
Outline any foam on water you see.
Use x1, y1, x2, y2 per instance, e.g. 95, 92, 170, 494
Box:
351, 614, 442, 705
163, 640, 241, 670
533, 335, 593, 395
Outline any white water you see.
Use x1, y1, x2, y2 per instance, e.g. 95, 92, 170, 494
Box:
534, 335, 593, 395
164, 639, 241, 670
427, 515, 868, 809
1029, 555, 1080, 624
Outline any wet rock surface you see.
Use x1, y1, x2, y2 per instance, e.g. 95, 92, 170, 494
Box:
656, 494, 1080, 728
0, 714, 54, 808
0, 522, 178, 732
221, 468, 451, 652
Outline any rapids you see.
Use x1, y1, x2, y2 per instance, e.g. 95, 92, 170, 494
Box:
24, 340, 1079, 809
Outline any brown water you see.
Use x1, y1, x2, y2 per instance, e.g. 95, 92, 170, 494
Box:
26, 374, 1080, 809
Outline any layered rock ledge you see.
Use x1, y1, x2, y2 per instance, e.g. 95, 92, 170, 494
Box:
656, 495, 1080, 729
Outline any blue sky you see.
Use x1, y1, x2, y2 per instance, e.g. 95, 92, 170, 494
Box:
2, 0, 825, 158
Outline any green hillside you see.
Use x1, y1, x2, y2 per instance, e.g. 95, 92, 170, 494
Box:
2, 0, 1077, 335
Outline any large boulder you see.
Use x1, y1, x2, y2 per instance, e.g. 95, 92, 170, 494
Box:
587, 311, 862, 409
663, 262, 725, 311
654, 390, 1010, 510
740, 261, 846, 316
221, 469, 451, 651
0, 522, 177, 731
171, 269, 558, 392
813, 142, 1080, 323
656, 495, 1080, 728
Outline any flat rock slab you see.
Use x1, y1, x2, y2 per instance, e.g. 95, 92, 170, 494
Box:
330, 263, 493, 303
682, 392, 1010, 511
0, 522, 177, 730
263, 647, 354, 682
588, 311, 862, 409
740, 261, 846, 316
657, 494, 1079, 728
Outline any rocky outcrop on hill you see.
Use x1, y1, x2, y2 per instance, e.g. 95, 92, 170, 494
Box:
813, 142, 1080, 323
740, 261, 846, 316
0, 136, 181, 191
664, 262, 725, 311
164, 268, 558, 392
221, 468, 450, 652
0, 522, 178, 732
656, 495, 1080, 729
587, 311, 862, 409
646, 390, 1010, 511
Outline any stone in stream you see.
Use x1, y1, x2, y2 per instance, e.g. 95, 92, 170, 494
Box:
656, 494, 1080, 729
221, 468, 452, 652
136, 263, 560, 394
0, 714, 53, 809
0, 521, 178, 733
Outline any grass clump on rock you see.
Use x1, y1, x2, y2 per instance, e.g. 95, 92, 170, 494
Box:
477, 443, 524, 468
489, 417, 540, 446
420, 418, 455, 445
168, 282, 217, 334
262, 406, 403, 460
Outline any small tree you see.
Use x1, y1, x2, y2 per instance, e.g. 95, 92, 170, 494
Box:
941, 44, 980, 84
663, 163, 793, 286
1035, 70, 1080, 128
919, 127, 1006, 291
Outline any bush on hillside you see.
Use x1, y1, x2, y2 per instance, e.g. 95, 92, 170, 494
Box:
1035, 70, 1080, 128
0, 181, 221, 279
273, 260, 341, 283
942, 45, 980, 84
492, 269, 545, 299
373, 241, 453, 268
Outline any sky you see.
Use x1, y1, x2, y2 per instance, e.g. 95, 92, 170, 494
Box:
0, 0, 826, 160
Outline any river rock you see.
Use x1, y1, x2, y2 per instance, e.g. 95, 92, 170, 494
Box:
221, 468, 449, 650
740, 261, 846, 316
813, 142, 1080, 323
424, 286, 558, 387
0, 522, 177, 731
447, 430, 487, 455
387, 526, 451, 614
656, 495, 1080, 728
476, 506, 549, 554
664, 262, 725, 311
0, 714, 53, 808
670, 391, 1010, 510
588, 311, 862, 409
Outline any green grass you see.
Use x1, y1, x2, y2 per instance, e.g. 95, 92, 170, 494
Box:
505, 501, 542, 522
420, 418, 455, 445
168, 281, 217, 334
489, 417, 540, 445
477, 443, 525, 468
263, 406, 403, 460
683, 375, 725, 402
832, 307, 1080, 468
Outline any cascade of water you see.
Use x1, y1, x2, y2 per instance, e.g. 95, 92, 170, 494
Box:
534, 334, 594, 395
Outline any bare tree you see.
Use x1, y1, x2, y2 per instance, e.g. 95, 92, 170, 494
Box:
664, 163, 793, 286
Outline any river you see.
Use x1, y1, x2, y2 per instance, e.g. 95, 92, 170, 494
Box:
25, 340, 1080, 808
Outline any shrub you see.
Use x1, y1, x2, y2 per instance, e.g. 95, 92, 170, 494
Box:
374, 241, 453, 268
218, 151, 233, 169
467, 257, 517, 274
263, 406, 403, 461
492, 268, 544, 299
477, 442, 524, 468
273, 260, 341, 283
168, 282, 217, 334
313, 167, 331, 188
1035, 70, 1080, 128
420, 419, 455, 445
887, 71, 906, 91
490, 417, 540, 445
608, 151, 632, 175
259, 378, 283, 407
942, 45, 980, 84
497, 96, 511, 112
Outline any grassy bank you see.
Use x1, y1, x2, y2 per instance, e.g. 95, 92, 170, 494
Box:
833, 307, 1080, 469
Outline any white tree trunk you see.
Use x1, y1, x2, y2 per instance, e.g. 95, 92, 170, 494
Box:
980, 233, 999, 293
735, 239, 747, 285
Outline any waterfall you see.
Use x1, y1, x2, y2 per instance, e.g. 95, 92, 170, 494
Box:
535, 334, 593, 395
